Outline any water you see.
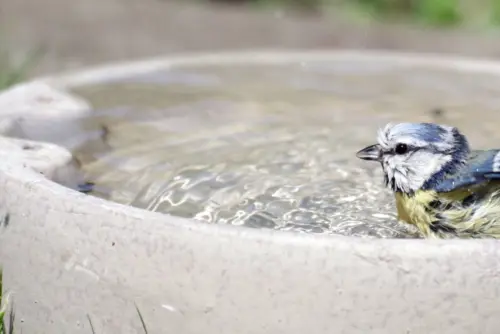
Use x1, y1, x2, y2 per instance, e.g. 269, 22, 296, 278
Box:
66, 60, 500, 238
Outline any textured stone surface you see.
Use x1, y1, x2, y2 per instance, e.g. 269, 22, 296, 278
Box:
0, 81, 90, 144
1, 51, 500, 333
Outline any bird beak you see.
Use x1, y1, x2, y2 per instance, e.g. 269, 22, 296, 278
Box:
356, 144, 382, 161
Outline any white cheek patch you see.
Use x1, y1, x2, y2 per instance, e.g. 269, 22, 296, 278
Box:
413, 153, 451, 181
385, 152, 452, 192
493, 152, 500, 172
422, 155, 447, 175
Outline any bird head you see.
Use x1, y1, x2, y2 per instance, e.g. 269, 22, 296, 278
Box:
356, 122, 470, 193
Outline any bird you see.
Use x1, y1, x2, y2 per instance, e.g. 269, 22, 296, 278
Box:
356, 122, 500, 239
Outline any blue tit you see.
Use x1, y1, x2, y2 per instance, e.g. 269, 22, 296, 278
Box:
356, 122, 500, 239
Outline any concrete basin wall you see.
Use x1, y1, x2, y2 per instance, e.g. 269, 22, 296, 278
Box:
0, 51, 500, 334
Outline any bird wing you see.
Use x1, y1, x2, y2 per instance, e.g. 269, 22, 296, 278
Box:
432, 149, 500, 193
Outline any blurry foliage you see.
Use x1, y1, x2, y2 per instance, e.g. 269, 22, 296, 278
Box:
414, 0, 462, 26
0, 269, 14, 334
210, 0, 500, 27
251, 0, 325, 11
491, 0, 500, 25
0, 46, 43, 91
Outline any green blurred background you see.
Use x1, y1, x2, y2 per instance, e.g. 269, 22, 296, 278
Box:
2, 0, 500, 89
207, 0, 498, 27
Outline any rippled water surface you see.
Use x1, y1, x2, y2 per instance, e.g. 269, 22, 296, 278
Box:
68, 60, 500, 238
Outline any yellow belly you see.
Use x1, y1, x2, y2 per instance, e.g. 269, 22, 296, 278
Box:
395, 181, 500, 238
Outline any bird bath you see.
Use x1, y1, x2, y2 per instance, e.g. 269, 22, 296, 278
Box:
1, 51, 500, 334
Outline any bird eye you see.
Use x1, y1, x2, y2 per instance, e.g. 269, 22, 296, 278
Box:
395, 143, 408, 154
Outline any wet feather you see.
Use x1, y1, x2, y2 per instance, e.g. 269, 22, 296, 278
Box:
357, 122, 500, 239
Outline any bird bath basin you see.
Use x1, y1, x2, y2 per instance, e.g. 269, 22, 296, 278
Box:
1, 51, 500, 334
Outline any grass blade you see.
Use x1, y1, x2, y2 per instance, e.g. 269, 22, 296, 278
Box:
87, 314, 95, 334
7, 302, 14, 334
0, 268, 4, 334
134, 303, 148, 334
